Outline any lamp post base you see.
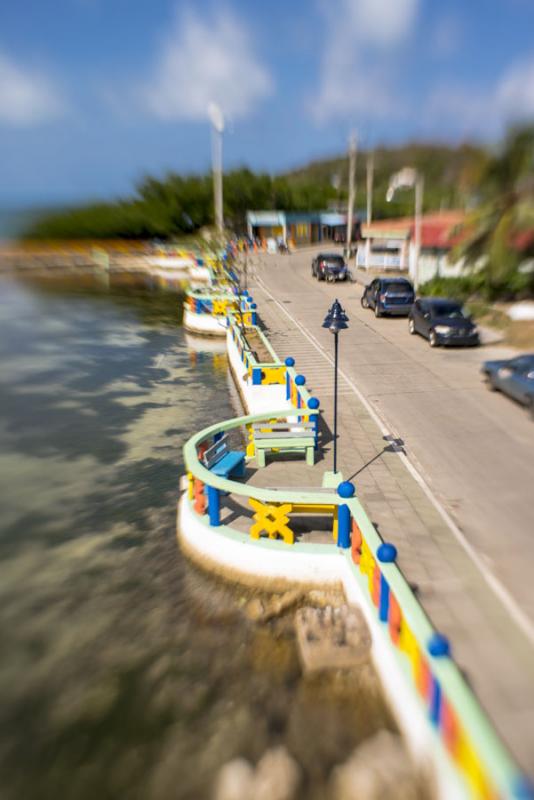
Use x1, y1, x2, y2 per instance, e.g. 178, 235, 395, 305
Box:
322, 470, 344, 488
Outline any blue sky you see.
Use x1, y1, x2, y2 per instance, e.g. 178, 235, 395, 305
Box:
1, 0, 534, 206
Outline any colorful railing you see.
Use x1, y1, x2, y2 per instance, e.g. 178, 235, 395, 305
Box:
180, 286, 534, 798
183, 408, 529, 799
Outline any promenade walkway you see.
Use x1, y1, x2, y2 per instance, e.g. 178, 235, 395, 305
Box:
244, 252, 534, 778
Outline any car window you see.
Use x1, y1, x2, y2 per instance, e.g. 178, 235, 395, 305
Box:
384, 282, 413, 293
431, 302, 465, 318
511, 357, 534, 373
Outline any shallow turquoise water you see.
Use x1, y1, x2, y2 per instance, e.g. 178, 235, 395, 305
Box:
0, 279, 395, 800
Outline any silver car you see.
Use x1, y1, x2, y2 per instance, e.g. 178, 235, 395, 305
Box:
482, 354, 534, 419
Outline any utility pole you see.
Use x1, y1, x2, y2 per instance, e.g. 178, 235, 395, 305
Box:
208, 103, 224, 234
366, 150, 374, 225
345, 132, 357, 259
414, 173, 424, 290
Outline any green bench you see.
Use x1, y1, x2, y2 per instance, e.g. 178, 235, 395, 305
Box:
252, 422, 316, 467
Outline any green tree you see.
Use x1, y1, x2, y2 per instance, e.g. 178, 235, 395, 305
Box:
454, 125, 534, 297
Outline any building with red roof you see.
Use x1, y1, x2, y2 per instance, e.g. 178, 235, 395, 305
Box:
356, 210, 470, 284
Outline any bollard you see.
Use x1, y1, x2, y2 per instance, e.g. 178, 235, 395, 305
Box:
337, 481, 355, 548
207, 485, 221, 526
307, 396, 320, 449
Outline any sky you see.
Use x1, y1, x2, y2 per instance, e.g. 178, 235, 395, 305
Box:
1, 0, 534, 206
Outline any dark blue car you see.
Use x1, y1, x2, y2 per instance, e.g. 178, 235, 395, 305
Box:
361, 277, 415, 317
482, 354, 534, 419
409, 298, 479, 347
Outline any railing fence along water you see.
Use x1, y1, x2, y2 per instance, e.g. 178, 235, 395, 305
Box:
183, 409, 526, 798
180, 274, 531, 800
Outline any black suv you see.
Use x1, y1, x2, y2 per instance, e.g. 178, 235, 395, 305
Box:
409, 298, 479, 347
361, 277, 414, 317
311, 253, 348, 282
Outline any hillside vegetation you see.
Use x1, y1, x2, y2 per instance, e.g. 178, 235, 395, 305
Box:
24, 141, 489, 240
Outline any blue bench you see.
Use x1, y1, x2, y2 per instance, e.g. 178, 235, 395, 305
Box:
202, 435, 246, 479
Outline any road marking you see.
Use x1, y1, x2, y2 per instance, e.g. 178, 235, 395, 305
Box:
256, 275, 534, 646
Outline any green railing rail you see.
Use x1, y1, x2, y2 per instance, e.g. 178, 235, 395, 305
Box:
228, 316, 318, 420
183, 415, 528, 800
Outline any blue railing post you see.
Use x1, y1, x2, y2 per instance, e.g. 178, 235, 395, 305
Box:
252, 367, 262, 385
285, 357, 295, 400
337, 481, 355, 548
307, 396, 320, 450
295, 374, 305, 420
377, 543, 397, 622
207, 486, 221, 526
251, 303, 257, 326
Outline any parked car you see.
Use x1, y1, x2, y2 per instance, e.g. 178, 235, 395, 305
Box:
482, 354, 534, 418
360, 277, 414, 317
311, 253, 348, 282
408, 298, 479, 347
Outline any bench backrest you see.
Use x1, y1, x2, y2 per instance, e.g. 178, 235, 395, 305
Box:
252, 422, 315, 439
202, 436, 230, 469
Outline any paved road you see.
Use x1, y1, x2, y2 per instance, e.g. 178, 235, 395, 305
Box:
247, 246, 534, 774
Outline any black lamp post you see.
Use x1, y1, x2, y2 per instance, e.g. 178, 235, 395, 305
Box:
322, 299, 349, 475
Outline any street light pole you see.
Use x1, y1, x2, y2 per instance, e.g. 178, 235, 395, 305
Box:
345, 133, 357, 259
208, 103, 224, 234
333, 328, 339, 473
322, 299, 349, 476
414, 173, 424, 290
386, 167, 424, 287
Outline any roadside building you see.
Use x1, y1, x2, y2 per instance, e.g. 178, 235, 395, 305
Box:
356, 210, 467, 284
246, 210, 359, 246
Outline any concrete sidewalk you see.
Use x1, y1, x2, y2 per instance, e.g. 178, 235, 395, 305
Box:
248, 252, 534, 778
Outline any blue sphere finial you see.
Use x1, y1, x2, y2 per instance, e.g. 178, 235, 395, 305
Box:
285, 357, 295, 367
295, 374, 306, 386
307, 397, 320, 410
377, 543, 397, 563
337, 481, 355, 499
428, 633, 451, 658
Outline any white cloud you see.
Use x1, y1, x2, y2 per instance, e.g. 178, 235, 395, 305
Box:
496, 59, 534, 118
0, 52, 64, 126
141, 7, 273, 123
425, 57, 534, 138
311, 0, 419, 123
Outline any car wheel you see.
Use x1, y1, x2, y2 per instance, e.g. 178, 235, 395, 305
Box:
429, 330, 438, 347
361, 295, 369, 309
374, 304, 381, 318
408, 318, 416, 335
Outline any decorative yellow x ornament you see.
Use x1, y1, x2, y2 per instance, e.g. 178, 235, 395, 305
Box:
249, 498, 294, 545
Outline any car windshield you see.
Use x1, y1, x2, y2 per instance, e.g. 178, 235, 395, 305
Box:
322, 256, 345, 267
432, 302, 466, 318
511, 356, 534, 372
384, 282, 412, 293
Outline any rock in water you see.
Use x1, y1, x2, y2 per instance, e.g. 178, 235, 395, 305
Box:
245, 589, 303, 623
213, 758, 254, 800
330, 731, 422, 800
253, 747, 301, 800
295, 605, 372, 673
214, 748, 300, 800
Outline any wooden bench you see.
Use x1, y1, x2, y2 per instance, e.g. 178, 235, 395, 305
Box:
202, 435, 246, 479
252, 422, 316, 467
